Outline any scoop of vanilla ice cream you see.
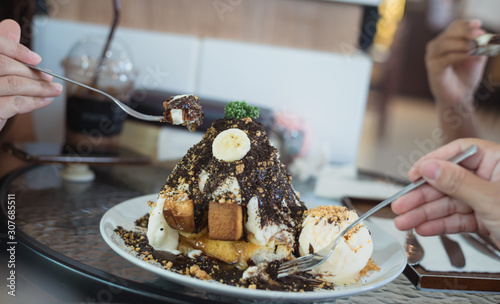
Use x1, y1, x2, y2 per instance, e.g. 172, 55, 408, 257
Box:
146, 196, 180, 254
298, 205, 373, 285
245, 196, 294, 247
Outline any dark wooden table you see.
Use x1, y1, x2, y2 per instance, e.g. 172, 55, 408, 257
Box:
1, 164, 499, 303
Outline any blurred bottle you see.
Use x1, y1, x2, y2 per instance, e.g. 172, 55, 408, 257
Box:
269, 110, 311, 165
63, 36, 137, 154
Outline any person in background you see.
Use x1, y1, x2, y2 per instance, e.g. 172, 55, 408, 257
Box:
392, 20, 500, 247
425, 19, 488, 143
0, 18, 62, 176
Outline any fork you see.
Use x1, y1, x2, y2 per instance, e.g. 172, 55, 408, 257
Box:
24, 63, 165, 122
277, 145, 478, 278
471, 33, 500, 56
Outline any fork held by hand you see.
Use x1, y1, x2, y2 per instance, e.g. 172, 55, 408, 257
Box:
277, 145, 478, 278
24, 63, 165, 122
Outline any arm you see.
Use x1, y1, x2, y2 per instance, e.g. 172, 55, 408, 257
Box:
425, 20, 488, 142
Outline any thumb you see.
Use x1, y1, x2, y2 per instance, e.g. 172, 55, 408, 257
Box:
0, 19, 21, 42
419, 159, 492, 211
0, 19, 41, 65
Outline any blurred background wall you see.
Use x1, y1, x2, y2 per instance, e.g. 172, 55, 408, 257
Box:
46, 0, 363, 53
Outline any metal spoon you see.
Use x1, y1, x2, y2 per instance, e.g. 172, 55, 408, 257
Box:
405, 229, 424, 266
24, 63, 165, 122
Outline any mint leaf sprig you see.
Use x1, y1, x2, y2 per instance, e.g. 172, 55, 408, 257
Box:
224, 101, 259, 120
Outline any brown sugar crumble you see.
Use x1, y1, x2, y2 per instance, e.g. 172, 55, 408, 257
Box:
306, 205, 364, 241
358, 258, 380, 278
189, 265, 212, 280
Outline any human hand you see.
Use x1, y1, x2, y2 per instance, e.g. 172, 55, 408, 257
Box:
391, 138, 500, 248
425, 20, 487, 107
0, 19, 62, 131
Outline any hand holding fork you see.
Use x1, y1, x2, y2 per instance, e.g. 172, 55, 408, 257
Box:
277, 145, 478, 278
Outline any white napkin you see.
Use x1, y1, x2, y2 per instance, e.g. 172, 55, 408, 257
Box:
370, 217, 500, 273
314, 165, 403, 200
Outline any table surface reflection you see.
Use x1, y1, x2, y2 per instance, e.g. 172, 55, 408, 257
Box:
1, 164, 499, 303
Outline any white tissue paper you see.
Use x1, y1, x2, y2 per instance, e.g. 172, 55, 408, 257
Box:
314, 165, 403, 200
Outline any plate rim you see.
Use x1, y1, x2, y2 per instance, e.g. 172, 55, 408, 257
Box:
100, 193, 407, 301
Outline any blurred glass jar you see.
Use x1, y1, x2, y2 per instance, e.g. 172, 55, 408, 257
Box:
62, 36, 137, 154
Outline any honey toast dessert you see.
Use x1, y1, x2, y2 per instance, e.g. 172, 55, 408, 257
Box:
115, 100, 377, 291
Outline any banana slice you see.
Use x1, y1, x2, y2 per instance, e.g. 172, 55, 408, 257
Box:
212, 128, 251, 162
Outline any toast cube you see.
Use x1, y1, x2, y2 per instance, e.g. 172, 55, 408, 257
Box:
163, 207, 178, 229
201, 239, 239, 264
208, 201, 242, 241
163, 197, 195, 233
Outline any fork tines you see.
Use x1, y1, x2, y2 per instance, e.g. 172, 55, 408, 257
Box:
277, 255, 315, 277
287, 274, 324, 285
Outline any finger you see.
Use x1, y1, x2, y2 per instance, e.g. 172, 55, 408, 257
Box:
407, 138, 485, 181
0, 76, 62, 97
0, 54, 53, 81
427, 20, 485, 63
415, 212, 478, 236
418, 158, 497, 213
0, 35, 41, 65
391, 184, 443, 215
427, 52, 471, 72
394, 195, 473, 231
0, 19, 21, 42
426, 37, 473, 58
0, 19, 43, 66
0, 96, 54, 120
441, 19, 483, 41
420, 196, 473, 219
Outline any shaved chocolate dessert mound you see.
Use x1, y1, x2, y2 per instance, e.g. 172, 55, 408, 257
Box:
163, 117, 306, 239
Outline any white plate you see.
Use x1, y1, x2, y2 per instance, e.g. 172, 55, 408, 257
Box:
100, 194, 407, 302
